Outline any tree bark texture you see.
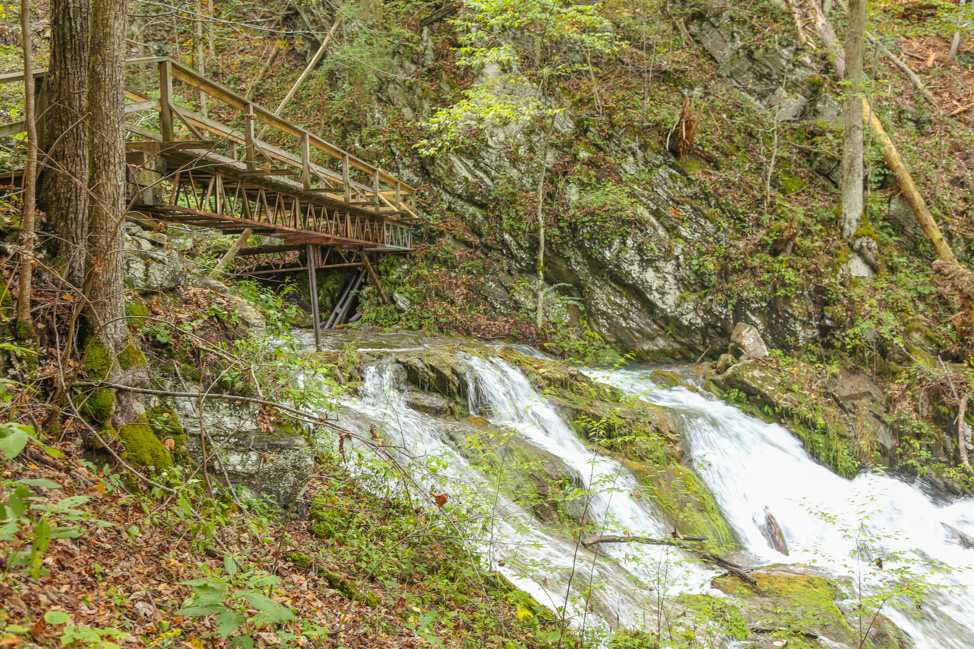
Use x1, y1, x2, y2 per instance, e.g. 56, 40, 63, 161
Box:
41, 0, 90, 288
839, 0, 865, 239
86, 0, 129, 353
17, 0, 38, 335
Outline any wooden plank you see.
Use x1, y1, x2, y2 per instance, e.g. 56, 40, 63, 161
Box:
123, 87, 388, 200
126, 140, 216, 152
167, 59, 415, 192
124, 98, 161, 114
169, 102, 206, 140
361, 252, 389, 304
125, 123, 163, 141
239, 168, 298, 176
0, 121, 26, 138
301, 132, 311, 190
0, 57, 166, 85
235, 243, 306, 256
159, 60, 174, 141
243, 103, 256, 171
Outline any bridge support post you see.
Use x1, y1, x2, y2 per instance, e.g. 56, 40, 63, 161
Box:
307, 244, 321, 352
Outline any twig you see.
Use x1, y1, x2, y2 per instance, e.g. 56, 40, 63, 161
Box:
581, 534, 758, 584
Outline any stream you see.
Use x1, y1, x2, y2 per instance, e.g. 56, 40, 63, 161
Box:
295, 331, 974, 647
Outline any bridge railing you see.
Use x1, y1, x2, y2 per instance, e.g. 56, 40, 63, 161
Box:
0, 57, 419, 222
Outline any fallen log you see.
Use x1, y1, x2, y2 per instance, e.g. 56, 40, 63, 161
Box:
581, 534, 758, 585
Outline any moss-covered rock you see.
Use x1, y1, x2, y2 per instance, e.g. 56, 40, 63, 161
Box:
713, 570, 910, 649
116, 422, 173, 470
125, 300, 151, 321
706, 358, 864, 477
397, 349, 471, 400
443, 420, 590, 528
146, 405, 189, 459
627, 462, 735, 549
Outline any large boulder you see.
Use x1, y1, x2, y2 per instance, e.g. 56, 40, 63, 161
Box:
730, 322, 769, 358
123, 223, 184, 292
172, 397, 314, 507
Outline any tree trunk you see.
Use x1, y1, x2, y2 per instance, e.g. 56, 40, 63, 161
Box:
838, 0, 865, 239
212, 228, 252, 275
535, 125, 552, 329
196, 0, 207, 117
947, 0, 966, 64
17, 0, 38, 339
256, 18, 340, 140
40, 0, 89, 288
86, 0, 141, 393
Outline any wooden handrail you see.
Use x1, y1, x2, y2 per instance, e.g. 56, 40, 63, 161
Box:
166, 59, 414, 193
0, 56, 417, 196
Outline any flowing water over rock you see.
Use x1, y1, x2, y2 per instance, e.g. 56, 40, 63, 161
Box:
590, 366, 974, 648
298, 332, 974, 646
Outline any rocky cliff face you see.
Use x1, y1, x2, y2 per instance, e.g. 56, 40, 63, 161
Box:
348, 0, 853, 361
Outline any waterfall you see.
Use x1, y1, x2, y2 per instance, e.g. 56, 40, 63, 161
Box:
299, 330, 974, 646
588, 366, 974, 649
328, 354, 717, 634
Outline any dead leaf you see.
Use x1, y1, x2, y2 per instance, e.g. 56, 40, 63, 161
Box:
433, 492, 448, 508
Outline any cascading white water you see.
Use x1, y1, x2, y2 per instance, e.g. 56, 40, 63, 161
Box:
326, 351, 719, 634
297, 328, 974, 646
588, 366, 974, 649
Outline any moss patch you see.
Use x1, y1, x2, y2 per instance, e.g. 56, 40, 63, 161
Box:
710, 571, 898, 648
83, 388, 116, 424
116, 422, 173, 470
629, 463, 736, 550
125, 300, 151, 321
119, 340, 147, 370
146, 406, 188, 458
84, 338, 114, 380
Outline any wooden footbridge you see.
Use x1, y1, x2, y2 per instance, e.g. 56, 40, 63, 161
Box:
1, 57, 419, 349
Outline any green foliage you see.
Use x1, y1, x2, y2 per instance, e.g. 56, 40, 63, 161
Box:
232, 277, 301, 338
177, 559, 296, 646
417, 0, 622, 154
82, 388, 115, 425
1, 426, 111, 581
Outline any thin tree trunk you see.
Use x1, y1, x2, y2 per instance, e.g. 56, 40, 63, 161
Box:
803, 0, 974, 325
947, 0, 966, 64
839, 0, 865, 239
806, 0, 846, 76
212, 228, 252, 275
959, 394, 971, 472
246, 41, 283, 101
535, 123, 553, 329
41, 0, 89, 288
256, 18, 340, 139
17, 0, 38, 338
861, 98, 974, 323
196, 0, 207, 118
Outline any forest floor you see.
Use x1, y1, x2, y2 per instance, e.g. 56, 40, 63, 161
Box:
0, 440, 559, 648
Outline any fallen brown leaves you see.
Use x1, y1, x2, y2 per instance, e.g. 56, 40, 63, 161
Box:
0, 444, 494, 649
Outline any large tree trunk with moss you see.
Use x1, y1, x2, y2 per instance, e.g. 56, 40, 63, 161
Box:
85, 0, 147, 427
40, 0, 90, 288
838, 0, 865, 239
